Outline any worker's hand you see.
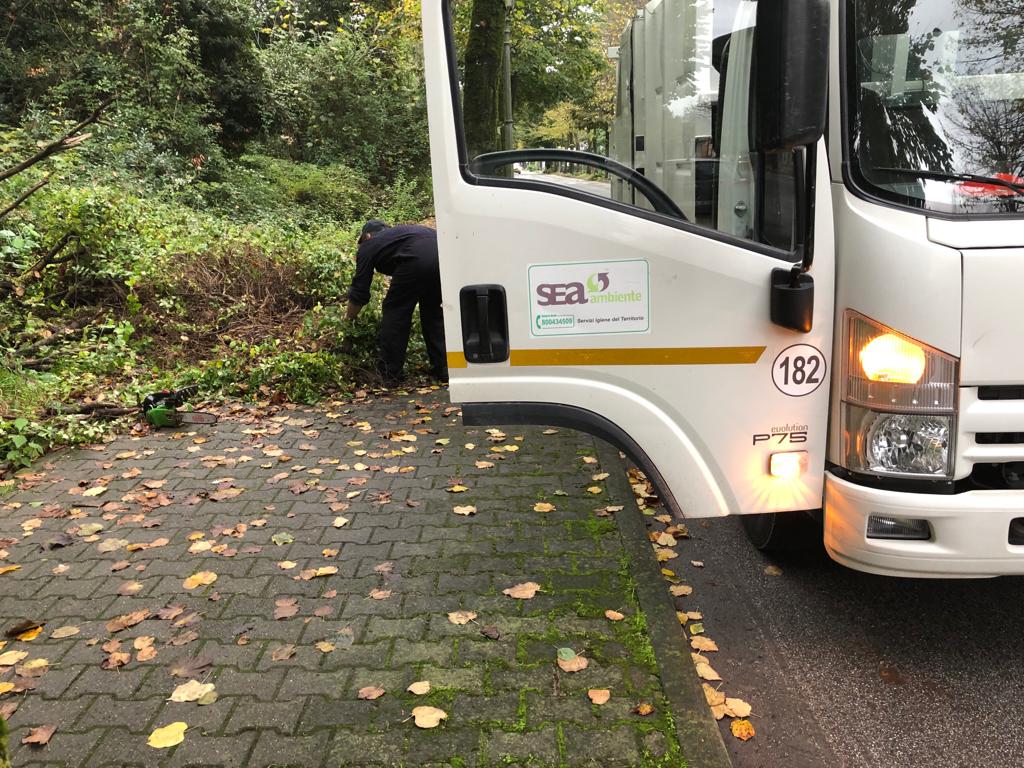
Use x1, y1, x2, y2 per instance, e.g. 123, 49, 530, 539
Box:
339, 336, 354, 355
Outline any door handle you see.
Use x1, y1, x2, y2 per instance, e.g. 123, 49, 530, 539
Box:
460, 285, 509, 364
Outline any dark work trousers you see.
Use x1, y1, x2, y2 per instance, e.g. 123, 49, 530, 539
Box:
377, 252, 447, 381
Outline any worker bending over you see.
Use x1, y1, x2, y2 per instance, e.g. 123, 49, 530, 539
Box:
345, 219, 448, 385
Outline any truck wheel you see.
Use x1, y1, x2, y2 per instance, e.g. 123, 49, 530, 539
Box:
741, 510, 822, 553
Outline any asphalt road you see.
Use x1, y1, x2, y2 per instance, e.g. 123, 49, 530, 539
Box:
517, 170, 612, 198
683, 515, 1024, 768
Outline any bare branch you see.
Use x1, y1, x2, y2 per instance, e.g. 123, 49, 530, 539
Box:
0, 177, 49, 222
0, 97, 115, 183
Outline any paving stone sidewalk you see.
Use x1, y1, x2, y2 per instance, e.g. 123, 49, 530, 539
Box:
0, 388, 708, 767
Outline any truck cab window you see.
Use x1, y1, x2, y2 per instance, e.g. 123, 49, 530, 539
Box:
449, 0, 799, 254
847, 0, 1024, 215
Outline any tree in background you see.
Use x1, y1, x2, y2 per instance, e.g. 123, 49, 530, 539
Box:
462, 0, 507, 158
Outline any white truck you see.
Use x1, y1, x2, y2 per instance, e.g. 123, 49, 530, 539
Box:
422, 0, 1024, 577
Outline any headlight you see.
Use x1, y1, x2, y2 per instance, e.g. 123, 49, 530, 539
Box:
842, 312, 958, 478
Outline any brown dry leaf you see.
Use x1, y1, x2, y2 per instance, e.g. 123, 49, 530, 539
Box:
21, 724, 57, 746
137, 646, 159, 662
182, 571, 218, 590
447, 611, 477, 625
358, 686, 385, 700
102, 651, 131, 670
587, 689, 610, 705
694, 661, 721, 682
604, 610, 625, 622
533, 502, 556, 513
731, 718, 756, 741
452, 505, 477, 516
633, 702, 655, 716
50, 626, 80, 639
475, 461, 495, 469
133, 636, 155, 651
368, 588, 392, 600
274, 602, 299, 620
407, 680, 431, 695
654, 532, 677, 547
669, 584, 693, 597
271, 644, 296, 661
703, 683, 726, 707
118, 581, 144, 596
210, 487, 245, 502
502, 582, 541, 599
725, 697, 753, 718
690, 636, 719, 653
411, 705, 447, 729
106, 609, 150, 633
556, 648, 589, 673
147, 722, 187, 749
169, 654, 213, 679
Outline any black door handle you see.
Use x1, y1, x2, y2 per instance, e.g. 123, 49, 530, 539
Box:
460, 285, 509, 364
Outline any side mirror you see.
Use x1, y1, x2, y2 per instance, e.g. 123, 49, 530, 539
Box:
754, 0, 830, 151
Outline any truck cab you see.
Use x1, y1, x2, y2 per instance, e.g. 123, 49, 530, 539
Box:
422, 0, 1024, 577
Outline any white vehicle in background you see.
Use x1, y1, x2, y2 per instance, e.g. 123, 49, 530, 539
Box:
422, 0, 1024, 577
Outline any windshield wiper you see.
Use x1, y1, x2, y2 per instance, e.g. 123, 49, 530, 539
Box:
873, 167, 1024, 196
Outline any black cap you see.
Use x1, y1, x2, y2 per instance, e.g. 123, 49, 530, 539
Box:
359, 219, 389, 244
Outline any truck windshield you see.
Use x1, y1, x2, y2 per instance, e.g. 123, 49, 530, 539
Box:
847, 0, 1024, 215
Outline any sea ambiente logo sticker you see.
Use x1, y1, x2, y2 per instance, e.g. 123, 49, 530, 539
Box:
528, 259, 650, 337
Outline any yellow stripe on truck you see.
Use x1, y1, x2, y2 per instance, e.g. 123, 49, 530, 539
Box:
449, 347, 765, 368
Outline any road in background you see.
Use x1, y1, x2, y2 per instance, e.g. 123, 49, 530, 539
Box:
684, 515, 1024, 768
517, 170, 611, 198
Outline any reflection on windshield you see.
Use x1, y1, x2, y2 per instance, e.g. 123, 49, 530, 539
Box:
850, 0, 1024, 215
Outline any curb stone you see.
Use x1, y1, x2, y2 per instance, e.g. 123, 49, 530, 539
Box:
598, 440, 734, 768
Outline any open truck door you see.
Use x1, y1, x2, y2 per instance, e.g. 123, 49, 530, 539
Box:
424, 0, 833, 519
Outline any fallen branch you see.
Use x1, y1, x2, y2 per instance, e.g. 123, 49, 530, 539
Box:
45, 403, 136, 419
0, 97, 115, 183
0, 177, 49, 223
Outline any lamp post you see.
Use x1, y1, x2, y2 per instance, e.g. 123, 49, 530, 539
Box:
502, 0, 515, 153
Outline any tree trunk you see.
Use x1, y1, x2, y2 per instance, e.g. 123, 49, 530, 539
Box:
462, 0, 506, 159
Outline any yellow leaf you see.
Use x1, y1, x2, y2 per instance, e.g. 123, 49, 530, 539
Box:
314, 566, 338, 577
447, 485, 469, 493
315, 641, 335, 653
533, 502, 556, 513
333, 516, 350, 528
725, 697, 752, 718
447, 611, 477, 625
695, 661, 721, 682
182, 571, 217, 590
407, 680, 431, 695
604, 610, 625, 622
82, 486, 108, 497
0, 682, 14, 695
669, 584, 693, 597
169, 680, 215, 703
148, 722, 187, 748
277, 561, 297, 570
0, 650, 28, 666
0, 565, 20, 576
502, 582, 540, 599
702, 683, 726, 707
731, 718, 756, 741
586, 486, 603, 494
690, 636, 719, 653
587, 689, 610, 705
452, 505, 477, 516
16, 625, 43, 641
411, 705, 447, 728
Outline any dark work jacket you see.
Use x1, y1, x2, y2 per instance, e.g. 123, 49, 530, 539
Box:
347, 225, 438, 306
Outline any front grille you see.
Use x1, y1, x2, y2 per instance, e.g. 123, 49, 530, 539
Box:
977, 386, 1024, 401
976, 433, 1024, 445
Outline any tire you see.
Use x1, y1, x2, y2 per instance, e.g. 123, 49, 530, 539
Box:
741, 510, 823, 553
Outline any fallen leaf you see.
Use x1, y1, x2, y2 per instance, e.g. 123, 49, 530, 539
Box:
169, 654, 213, 678
183, 571, 218, 590
764, 565, 783, 577
368, 588, 392, 600
533, 502, 556, 513
271, 532, 295, 546
669, 584, 693, 597
315, 641, 335, 653
691, 560, 704, 568
407, 680, 431, 695
695, 661, 721, 682
170, 679, 216, 703
556, 648, 589, 673
102, 651, 131, 669
690, 636, 719, 653
474, 461, 495, 469
703, 683, 726, 707
210, 487, 244, 502
447, 485, 469, 493
133, 636, 155, 651
604, 610, 625, 622
633, 702, 655, 716
452, 505, 477, 516
0, 565, 21, 576
588, 689, 610, 705
358, 686, 385, 700
480, 625, 501, 640
271, 644, 295, 662
82, 486, 108, 497
277, 561, 297, 570
148, 722, 187, 749
15, 625, 43, 642
503, 582, 541, 599
332, 517, 350, 529
725, 697, 753, 718
731, 718, 756, 741
137, 646, 159, 662
411, 705, 447, 728
447, 611, 477, 625
105, 609, 150, 633
21, 724, 57, 746
50, 626, 80, 639
586, 486, 603, 495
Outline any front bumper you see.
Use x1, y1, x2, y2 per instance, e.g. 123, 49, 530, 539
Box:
824, 473, 1024, 578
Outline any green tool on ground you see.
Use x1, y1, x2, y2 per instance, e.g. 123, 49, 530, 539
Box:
141, 386, 218, 428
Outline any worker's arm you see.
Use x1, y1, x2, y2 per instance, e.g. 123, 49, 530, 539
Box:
345, 300, 364, 321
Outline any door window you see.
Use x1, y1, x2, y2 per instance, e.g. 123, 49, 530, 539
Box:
449, 0, 798, 253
